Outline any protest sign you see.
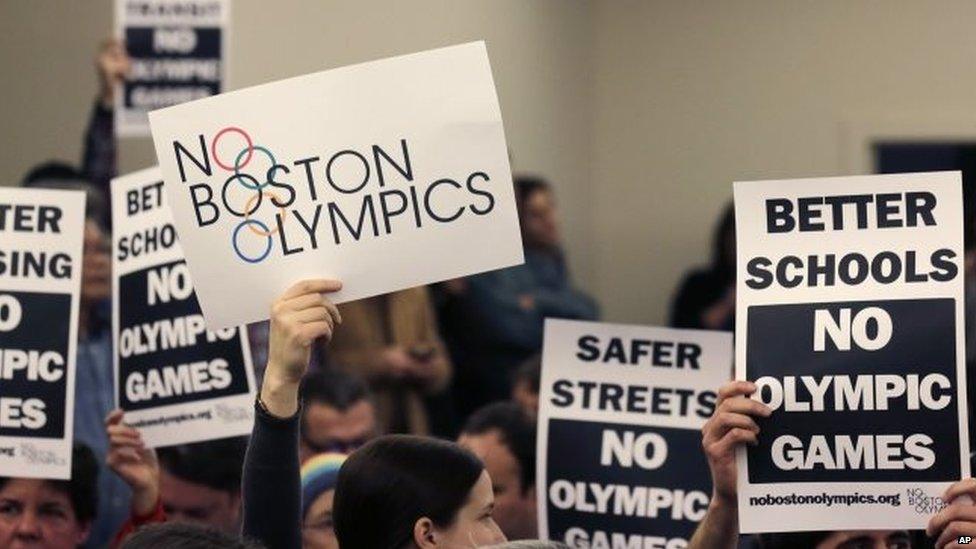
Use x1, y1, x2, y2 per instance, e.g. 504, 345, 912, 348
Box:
148, 41, 522, 330
0, 187, 85, 479
115, 0, 229, 137
734, 171, 970, 532
538, 318, 732, 547
112, 167, 255, 447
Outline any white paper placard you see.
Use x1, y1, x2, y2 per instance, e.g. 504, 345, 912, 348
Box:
0, 187, 86, 479
734, 171, 970, 532
537, 318, 732, 546
115, 0, 230, 137
112, 167, 255, 447
148, 41, 523, 330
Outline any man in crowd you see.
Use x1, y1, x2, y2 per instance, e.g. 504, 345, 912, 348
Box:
450, 176, 599, 417
300, 369, 378, 462
0, 444, 99, 548
105, 410, 247, 543
689, 380, 976, 548
458, 402, 538, 540
511, 355, 541, 421
17, 37, 130, 548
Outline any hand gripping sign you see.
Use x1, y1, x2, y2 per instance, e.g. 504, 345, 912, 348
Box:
112, 167, 255, 447
538, 319, 732, 548
148, 41, 522, 330
733, 171, 970, 532
0, 187, 85, 479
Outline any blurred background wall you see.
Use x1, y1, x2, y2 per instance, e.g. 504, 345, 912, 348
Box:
4, 0, 976, 324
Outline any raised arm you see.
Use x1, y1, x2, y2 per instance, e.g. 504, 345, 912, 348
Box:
241, 279, 342, 549
688, 381, 771, 549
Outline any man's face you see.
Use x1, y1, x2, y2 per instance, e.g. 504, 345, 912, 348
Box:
159, 469, 241, 532
458, 430, 537, 540
81, 219, 111, 305
0, 479, 90, 549
521, 189, 560, 249
301, 400, 376, 459
817, 530, 911, 549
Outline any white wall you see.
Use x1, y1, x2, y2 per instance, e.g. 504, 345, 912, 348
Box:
591, 0, 976, 324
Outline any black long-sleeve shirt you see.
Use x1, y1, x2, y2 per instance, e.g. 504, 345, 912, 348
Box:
241, 401, 302, 549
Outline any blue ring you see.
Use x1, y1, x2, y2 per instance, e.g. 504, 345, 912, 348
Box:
232, 219, 273, 263
234, 146, 276, 190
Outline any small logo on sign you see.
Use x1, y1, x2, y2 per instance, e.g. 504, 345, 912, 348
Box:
906, 487, 948, 514
0, 447, 15, 458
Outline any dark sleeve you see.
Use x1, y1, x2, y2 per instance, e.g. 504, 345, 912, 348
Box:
81, 101, 116, 197
466, 270, 546, 352
670, 270, 719, 329
241, 401, 302, 549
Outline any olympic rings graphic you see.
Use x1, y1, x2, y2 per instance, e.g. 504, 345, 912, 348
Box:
244, 190, 288, 237
212, 127, 253, 171
232, 219, 273, 263
211, 126, 290, 264
233, 146, 277, 190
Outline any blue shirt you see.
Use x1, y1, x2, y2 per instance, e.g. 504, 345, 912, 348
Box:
467, 248, 599, 359
74, 327, 130, 549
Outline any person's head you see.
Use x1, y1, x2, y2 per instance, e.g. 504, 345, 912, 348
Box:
300, 370, 376, 460
458, 403, 537, 540
0, 443, 98, 548
514, 176, 559, 250
511, 355, 541, 421
300, 453, 346, 549
22, 162, 111, 308
156, 437, 246, 532
333, 435, 506, 548
712, 202, 735, 280
758, 529, 913, 549
119, 522, 262, 549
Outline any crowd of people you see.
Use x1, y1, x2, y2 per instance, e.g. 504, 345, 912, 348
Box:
2, 38, 976, 549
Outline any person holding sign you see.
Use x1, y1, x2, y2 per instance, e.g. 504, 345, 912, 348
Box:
237, 278, 510, 549
0, 444, 99, 548
240, 279, 343, 548
688, 380, 976, 549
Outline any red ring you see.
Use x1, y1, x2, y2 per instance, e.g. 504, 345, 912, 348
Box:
211, 127, 253, 171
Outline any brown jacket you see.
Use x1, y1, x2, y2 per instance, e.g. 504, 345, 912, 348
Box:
323, 286, 451, 435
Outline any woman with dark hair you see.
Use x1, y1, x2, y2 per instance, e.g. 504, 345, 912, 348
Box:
670, 203, 736, 330
333, 435, 506, 548
0, 444, 99, 548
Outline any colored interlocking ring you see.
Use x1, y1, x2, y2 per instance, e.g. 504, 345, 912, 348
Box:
212, 127, 253, 171
232, 219, 273, 263
233, 146, 277, 190
244, 190, 287, 236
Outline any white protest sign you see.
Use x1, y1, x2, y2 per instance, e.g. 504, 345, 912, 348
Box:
734, 171, 970, 532
538, 319, 732, 547
115, 0, 230, 137
0, 188, 85, 479
148, 41, 522, 330
112, 167, 255, 447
